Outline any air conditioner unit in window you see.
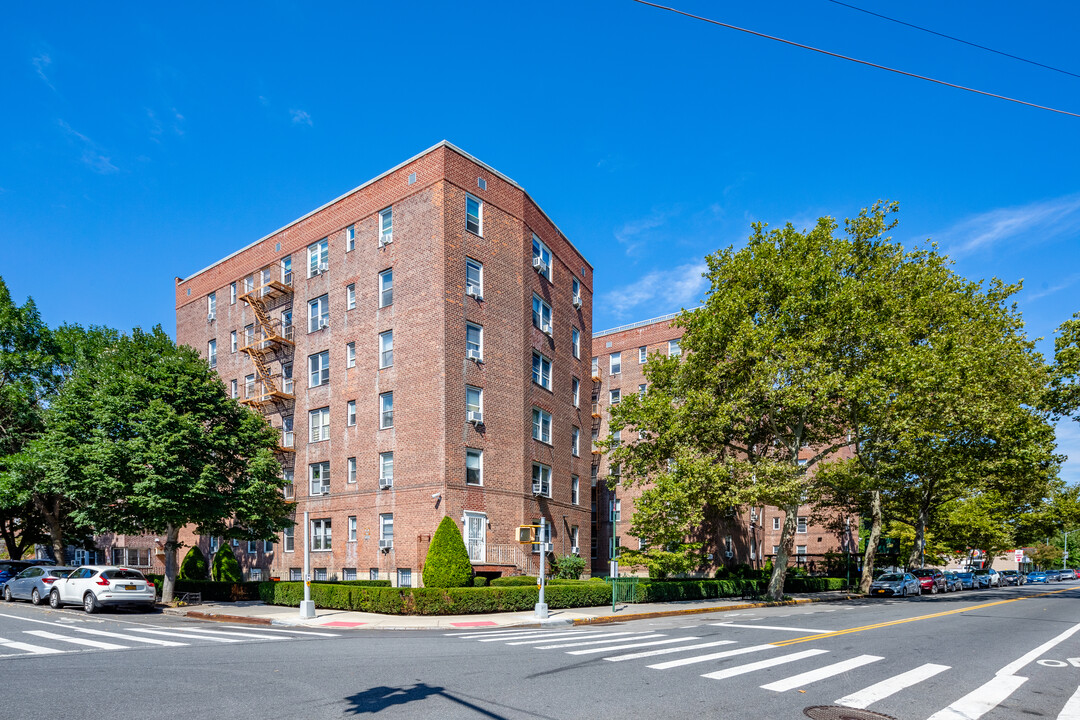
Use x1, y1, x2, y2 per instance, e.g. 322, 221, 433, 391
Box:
318, 262, 329, 274
532, 257, 548, 274
379, 233, 393, 247
466, 349, 482, 362
320, 486, 330, 496
571, 546, 579, 555
572, 296, 582, 309
378, 539, 393, 551
466, 286, 482, 300
724, 550, 733, 559
467, 410, 483, 425
532, 482, 543, 495
319, 318, 330, 329
541, 323, 552, 336
379, 478, 392, 490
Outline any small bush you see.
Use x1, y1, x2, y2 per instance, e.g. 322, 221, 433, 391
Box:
783, 577, 846, 593
473, 576, 488, 587
179, 546, 209, 581
490, 576, 538, 587
211, 546, 243, 583
145, 576, 262, 602
553, 554, 586, 580
312, 579, 391, 587
422, 516, 474, 588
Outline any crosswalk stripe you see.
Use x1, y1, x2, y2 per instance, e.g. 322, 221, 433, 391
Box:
836, 663, 951, 709
0, 637, 65, 655
62, 627, 186, 647
451, 628, 578, 639
567, 637, 700, 656
650, 643, 777, 670
605, 639, 737, 663
223, 626, 340, 637
535, 634, 663, 650
1058, 684, 1080, 720
760, 654, 883, 692
701, 648, 828, 681
127, 628, 241, 643
24, 630, 128, 650
144, 627, 284, 640
711, 622, 833, 633
925, 674, 1028, 720
504, 631, 638, 646
476, 630, 590, 642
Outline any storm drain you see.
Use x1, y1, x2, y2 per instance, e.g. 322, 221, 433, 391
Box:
803, 707, 897, 720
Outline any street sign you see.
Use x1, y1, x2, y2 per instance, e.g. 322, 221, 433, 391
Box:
1014, 550, 1024, 562
1064, 551, 1070, 560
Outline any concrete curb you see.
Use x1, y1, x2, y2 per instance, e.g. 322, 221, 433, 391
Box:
162, 608, 273, 626
571, 594, 861, 626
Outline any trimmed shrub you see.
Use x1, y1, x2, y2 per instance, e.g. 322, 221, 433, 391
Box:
179, 546, 209, 581
490, 576, 538, 587
638, 579, 764, 603
473, 576, 488, 587
422, 516, 474, 588
553, 554, 586, 580
783, 577, 846, 593
211, 546, 243, 583
144, 576, 262, 602
312, 579, 391, 588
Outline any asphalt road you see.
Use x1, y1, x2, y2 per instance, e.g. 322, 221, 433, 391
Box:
2, 582, 1079, 720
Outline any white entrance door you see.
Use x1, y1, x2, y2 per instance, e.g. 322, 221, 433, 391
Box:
464, 513, 486, 563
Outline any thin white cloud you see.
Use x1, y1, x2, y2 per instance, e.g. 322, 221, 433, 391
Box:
600, 261, 709, 319
934, 194, 1080, 259
613, 207, 682, 257
57, 120, 118, 174
1026, 273, 1080, 303
33, 53, 55, 91
290, 108, 312, 126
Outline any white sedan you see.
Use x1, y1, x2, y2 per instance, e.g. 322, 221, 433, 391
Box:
48, 566, 156, 613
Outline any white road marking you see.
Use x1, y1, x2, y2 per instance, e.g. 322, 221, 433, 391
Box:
23, 630, 128, 651
127, 628, 241, 643
500, 631, 615, 645
605, 640, 737, 663
760, 654, 883, 692
507, 631, 644, 647
567, 637, 700, 655
997, 621, 1080, 677
711, 622, 833, 633
650, 643, 777, 670
535, 634, 662, 650
702, 648, 829, 681
223, 626, 340, 637
1057, 684, 1080, 720
836, 663, 950, 709
0, 614, 187, 646
146, 627, 284, 640
926, 674, 1028, 720
448, 628, 579, 639
0, 637, 65, 655
476, 630, 590, 642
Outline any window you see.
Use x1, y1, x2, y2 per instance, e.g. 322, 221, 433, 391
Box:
610, 388, 621, 404
772, 517, 780, 531
346, 342, 356, 368
466, 194, 482, 235
750, 540, 756, 560
283, 527, 294, 552
796, 545, 807, 556
348, 516, 357, 542
572, 377, 580, 407
247, 540, 257, 555
309, 407, 330, 442
343, 567, 356, 581
282, 310, 293, 341
532, 463, 551, 497
531, 234, 552, 280
346, 400, 356, 427
466, 448, 482, 485
532, 408, 552, 443
610, 352, 621, 376
797, 516, 808, 534
311, 519, 331, 551
231, 331, 237, 353
466, 386, 483, 417
283, 469, 294, 499
308, 294, 329, 332
207, 292, 216, 319
380, 452, 394, 486
669, 338, 681, 356
282, 257, 293, 286
244, 323, 255, 349
380, 514, 394, 542
639, 384, 647, 398
309, 462, 330, 495
466, 258, 483, 298
347, 457, 356, 484
208, 536, 219, 554
243, 275, 254, 294
379, 330, 393, 368
379, 207, 393, 245
379, 269, 393, 307
466, 323, 483, 360
798, 458, 808, 467
309, 351, 330, 387
245, 374, 255, 398
572, 327, 580, 359
610, 432, 621, 450
346, 283, 356, 310
532, 295, 552, 333
639, 346, 647, 363
591, 357, 599, 377
230, 282, 237, 304
611, 537, 621, 559
397, 568, 412, 588
612, 499, 622, 522
369, 568, 379, 581
532, 352, 552, 390
571, 475, 579, 505
308, 238, 329, 277
314, 568, 327, 581
571, 526, 579, 553
346, 224, 356, 252
282, 362, 293, 394
571, 426, 580, 457
111, 548, 151, 566
230, 379, 238, 399
282, 416, 294, 448
207, 340, 216, 368
380, 392, 393, 428
572, 277, 581, 305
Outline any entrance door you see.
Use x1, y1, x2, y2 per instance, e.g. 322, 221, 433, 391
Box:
464, 513, 486, 563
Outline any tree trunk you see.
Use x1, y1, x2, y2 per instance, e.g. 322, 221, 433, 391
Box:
35, 497, 67, 565
907, 504, 928, 569
0, 520, 24, 560
859, 489, 882, 593
161, 524, 180, 604
766, 503, 798, 601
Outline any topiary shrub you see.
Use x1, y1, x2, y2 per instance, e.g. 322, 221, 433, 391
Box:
422, 516, 473, 588
553, 554, 586, 580
179, 546, 209, 581
211, 545, 243, 582
473, 576, 488, 587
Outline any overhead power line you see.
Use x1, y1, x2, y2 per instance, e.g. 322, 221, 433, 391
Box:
630, 0, 1080, 119
826, 0, 1080, 80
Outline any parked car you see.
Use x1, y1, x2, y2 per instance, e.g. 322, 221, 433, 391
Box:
910, 568, 947, 594
942, 570, 964, 591
3, 566, 73, 605
48, 566, 155, 613
0, 559, 56, 591
955, 570, 977, 589
973, 568, 1001, 588
999, 570, 1025, 586
1058, 569, 1078, 581
1027, 570, 1050, 584
1046, 569, 1063, 582
868, 572, 921, 597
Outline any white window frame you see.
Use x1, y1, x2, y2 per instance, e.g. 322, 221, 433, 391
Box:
531, 234, 552, 281
379, 268, 393, 307
247, 540, 257, 555
797, 516, 808, 534
532, 463, 551, 498
311, 518, 331, 551
346, 283, 356, 311
572, 377, 580, 407
308, 238, 329, 277
348, 516, 357, 542
244, 374, 255, 398
532, 407, 552, 444
532, 294, 552, 333
207, 340, 216, 368
308, 294, 329, 332
572, 327, 580, 359
466, 323, 483, 360
347, 457, 356, 484
308, 407, 330, 443
283, 527, 294, 552
309, 351, 330, 387
380, 514, 393, 542
772, 517, 781, 530
230, 282, 237, 305
282, 362, 293, 394
346, 399, 356, 427
283, 469, 294, 499
466, 258, 483, 298
796, 545, 807, 556
380, 392, 393, 429
379, 207, 393, 245
282, 416, 294, 448
346, 342, 356, 369
309, 462, 330, 496
639, 345, 647, 363
380, 452, 394, 486
379, 330, 393, 368
231, 330, 237, 353
282, 257, 293, 286
610, 352, 621, 376
466, 448, 483, 486
466, 194, 482, 235
571, 426, 580, 457
466, 385, 483, 416
230, 379, 238, 398
572, 277, 581, 305
532, 351, 552, 390
571, 475, 579, 505
610, 388, 621, 405
591, 357, 599, 377
207, 292, 216, 319
639, 383, 647, 398
669, 338, 681, 356
346, 224, 355, 252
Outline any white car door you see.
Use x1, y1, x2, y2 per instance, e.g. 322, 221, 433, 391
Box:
62, 568, 91, 601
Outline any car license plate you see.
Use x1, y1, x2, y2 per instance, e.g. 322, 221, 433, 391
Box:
124, 585, 136, 590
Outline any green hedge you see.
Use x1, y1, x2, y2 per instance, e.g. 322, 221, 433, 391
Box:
489, 576, 592, 587
145, 576, 263, 601
783, 577, 846, 593
311, 579, 391, 588
637, 579, 765, 602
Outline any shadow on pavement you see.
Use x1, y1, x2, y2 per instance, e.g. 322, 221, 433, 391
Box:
344, 683, 507, 718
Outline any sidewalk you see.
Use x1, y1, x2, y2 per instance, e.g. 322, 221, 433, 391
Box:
161, 591, 857, 631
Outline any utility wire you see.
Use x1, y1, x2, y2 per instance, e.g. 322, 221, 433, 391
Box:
630, 0, 1080, 119
825, 0, 1080, 80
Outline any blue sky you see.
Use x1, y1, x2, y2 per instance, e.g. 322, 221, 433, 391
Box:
2, 1, 1079, 481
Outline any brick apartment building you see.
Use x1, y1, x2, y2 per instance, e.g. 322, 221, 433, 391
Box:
168, 141, 593, 585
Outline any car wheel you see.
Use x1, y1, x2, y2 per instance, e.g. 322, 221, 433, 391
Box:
30, 588, 41, 605
900, 586, 906, 598
49, 590, 62, 609
931, 584, 938, 594
83, 592, 98, 614
3, 586, 11, 602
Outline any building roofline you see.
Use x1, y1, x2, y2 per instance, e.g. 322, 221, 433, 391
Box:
177, 140, 591, 285
593, 307, 702, 338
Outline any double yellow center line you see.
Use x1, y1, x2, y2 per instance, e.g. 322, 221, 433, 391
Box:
772, 586, 1076, 647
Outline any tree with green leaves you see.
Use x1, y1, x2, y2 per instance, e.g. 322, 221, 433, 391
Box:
422, 516, 473, 588
179, 546, 209, 581
1048, 311, 1080, 422
36, 326, 292, 602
